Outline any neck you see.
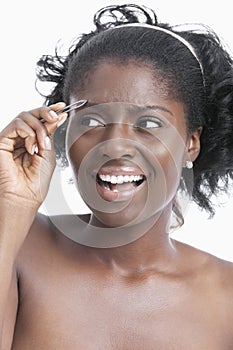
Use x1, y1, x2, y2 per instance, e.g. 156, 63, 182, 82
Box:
87, 206, 178, 277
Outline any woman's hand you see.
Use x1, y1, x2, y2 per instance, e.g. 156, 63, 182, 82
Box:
0, 102, 67, 209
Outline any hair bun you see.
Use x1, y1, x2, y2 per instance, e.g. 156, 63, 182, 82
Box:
93, 4, 158, 31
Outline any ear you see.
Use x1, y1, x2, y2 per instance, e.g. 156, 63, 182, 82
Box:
185, 126, 203, 163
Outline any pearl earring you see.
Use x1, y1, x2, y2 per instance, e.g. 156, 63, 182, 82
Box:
185, 160, 193, 169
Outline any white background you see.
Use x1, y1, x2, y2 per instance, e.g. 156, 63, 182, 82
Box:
1, 0, 233, 261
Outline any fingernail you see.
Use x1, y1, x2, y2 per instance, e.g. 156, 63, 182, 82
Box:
49, 110, 58, 119
31, 144, 36, 155
45, 136, 51, 150
31, 144, 38, 155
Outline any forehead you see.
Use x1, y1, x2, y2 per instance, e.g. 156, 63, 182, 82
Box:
69, 61, 187, 131
72, 60, 177, 106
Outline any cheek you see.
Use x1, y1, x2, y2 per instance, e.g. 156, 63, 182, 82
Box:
155, 146, 182, 195
144, 129, 186, 193
142, 127, 186, 169
66, 127, 101, 171
67, 139, 90, 175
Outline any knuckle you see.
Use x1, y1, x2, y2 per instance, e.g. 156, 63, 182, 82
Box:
40, 106, 50, 113
28, 131, 36, 138
16, 111, 28, 119
13, 118, 35, 137
14, 117, 24, 126
37, 124, 48, 136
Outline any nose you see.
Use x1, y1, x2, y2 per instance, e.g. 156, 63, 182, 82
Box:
98, 123, 137, 159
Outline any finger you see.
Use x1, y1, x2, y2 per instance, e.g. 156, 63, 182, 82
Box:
28, 104, 68, 135
17, 112, 50, 150
44, 112, 68, 136
49, 102, 66, 112
0, 118, 37, 155
29, 105, 59, 123
29, 102, 66, 122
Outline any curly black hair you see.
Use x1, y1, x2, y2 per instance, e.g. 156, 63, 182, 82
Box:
36, 4, 233, 218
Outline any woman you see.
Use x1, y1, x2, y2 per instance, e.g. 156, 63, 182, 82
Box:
1, 4, 233, 349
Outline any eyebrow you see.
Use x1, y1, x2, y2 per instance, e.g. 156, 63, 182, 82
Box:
135, 105, 174, 116
84, 102, 174, 116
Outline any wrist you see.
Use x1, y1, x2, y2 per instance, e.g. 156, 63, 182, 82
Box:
0, 194, 41, 212
0, 199, 38, 257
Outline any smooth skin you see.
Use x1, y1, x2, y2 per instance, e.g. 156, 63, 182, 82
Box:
1, 61, 233, 349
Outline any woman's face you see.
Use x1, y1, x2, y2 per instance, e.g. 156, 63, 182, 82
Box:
66, 61, 198, 228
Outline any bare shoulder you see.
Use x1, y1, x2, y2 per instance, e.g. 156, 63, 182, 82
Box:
15, 212, 89, 270
210, 254, 233, 335
175, 239, 233, 325
211, 253, 233, 304
173, 238, 233, 277
202, 248, 233, 295
15, 212, 55, 269
16, 212, 55, 254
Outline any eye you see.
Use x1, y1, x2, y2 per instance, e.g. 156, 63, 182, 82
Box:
79, 114, 105, 127
136, 117, 163, 129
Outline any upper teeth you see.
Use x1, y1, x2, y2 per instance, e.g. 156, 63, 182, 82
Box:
99, 174, 144, 184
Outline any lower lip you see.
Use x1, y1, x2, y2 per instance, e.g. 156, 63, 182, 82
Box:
96, 178, 147, 202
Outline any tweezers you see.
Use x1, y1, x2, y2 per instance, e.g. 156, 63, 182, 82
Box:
56, 99, 87, 114
41, 99, 87, 123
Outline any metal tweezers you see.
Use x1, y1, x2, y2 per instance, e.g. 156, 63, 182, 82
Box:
56, 99, 87, 114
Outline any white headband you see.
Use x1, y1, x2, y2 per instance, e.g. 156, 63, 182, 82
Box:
110, 23, 205, 88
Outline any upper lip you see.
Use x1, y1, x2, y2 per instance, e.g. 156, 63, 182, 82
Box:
93, 161, 147, 178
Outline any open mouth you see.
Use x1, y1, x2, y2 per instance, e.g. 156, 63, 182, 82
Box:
96, 173, 146, 192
